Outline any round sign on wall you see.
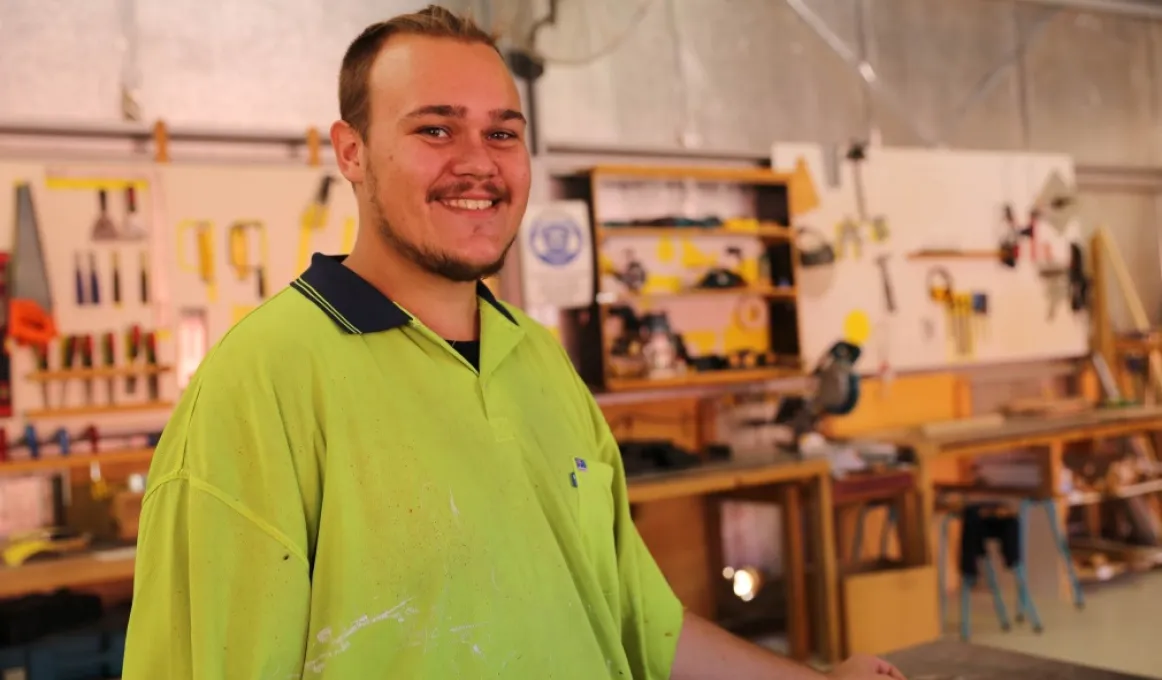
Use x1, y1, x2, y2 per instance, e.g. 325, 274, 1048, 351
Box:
528, 213, 583, 267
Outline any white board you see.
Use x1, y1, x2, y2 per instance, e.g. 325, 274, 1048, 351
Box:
771, 143, 1089, 373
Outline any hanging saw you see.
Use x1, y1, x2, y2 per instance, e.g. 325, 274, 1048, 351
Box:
228, 219, 269, 300
8, 183, 57, 347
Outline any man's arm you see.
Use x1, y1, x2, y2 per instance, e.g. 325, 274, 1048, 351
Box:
122, 375, 316, 679
672, 612, 826, 679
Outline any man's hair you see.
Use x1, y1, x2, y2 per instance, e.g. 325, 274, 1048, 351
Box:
339, 5, 500, 140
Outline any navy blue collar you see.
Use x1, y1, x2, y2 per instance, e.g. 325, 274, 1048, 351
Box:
290, 253, 517, 334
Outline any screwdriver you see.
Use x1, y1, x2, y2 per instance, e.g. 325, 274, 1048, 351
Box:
140, 250, 150, 304
79, 334, 95, 405
125, 325, 142, 394
59, 335, 78, 407
33, 343, 50, 409
144, 331, 159, 401
111, 251, 122, 306
74, 252, 85, 305
101, 332, 116, 404
88, 252, 100, 304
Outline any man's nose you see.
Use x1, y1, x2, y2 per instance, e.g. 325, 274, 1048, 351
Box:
450, 136, 499, 178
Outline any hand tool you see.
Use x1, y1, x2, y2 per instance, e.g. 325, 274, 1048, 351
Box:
111, 251, 122, 306
297, 175, 335, 273
59, 334, 78, 407
33, 342, 50, 408
1003, 204, 1038, 264
874, 254, 896, 314
0, 251, 12, 418
972, 292, 989, 342
228, 220, 269, 300
178, 220, 217, 302
144, 330, 159, 401
24, 424, 39, 458
834, 219, 862, 259
125, 325, 142, 394
74, 252, 86, 305
88, 252, 100, 305
91, 188, 118, 240
9, 183, 58, 346
845, 142, 889, 243
341, 216, 357, 253
954, 293, 973, 357
0, 430, 7, 463
139, 249, 150, 304
79, 334, 94, 405
122, 185, 147, 240
101, 332, 116, 404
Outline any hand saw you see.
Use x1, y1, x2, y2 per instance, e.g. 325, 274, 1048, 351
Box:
8, 183, 57, 346
296, 175, 335, 274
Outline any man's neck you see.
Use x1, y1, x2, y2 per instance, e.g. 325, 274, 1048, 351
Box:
343, 238, 480, 341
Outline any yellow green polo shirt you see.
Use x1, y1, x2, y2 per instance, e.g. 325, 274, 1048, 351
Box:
122, 253, 683, 679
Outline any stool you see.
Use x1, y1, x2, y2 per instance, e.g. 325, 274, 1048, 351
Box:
937, 498, 1085, 641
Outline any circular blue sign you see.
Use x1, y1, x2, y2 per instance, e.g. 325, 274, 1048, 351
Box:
529, 214, 583, 266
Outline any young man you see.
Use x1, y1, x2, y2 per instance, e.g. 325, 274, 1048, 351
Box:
123, 6, 905, 679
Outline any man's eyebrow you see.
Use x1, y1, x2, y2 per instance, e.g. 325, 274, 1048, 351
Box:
404, 104, 467, 119
491, 108, 527, 124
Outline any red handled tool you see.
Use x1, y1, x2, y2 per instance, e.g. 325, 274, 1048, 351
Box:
101, 332, 116, 404
125, 325, 142, 394
144, 331, 159, 401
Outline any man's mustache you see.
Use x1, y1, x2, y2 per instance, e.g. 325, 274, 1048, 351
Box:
427, 181, 510, 203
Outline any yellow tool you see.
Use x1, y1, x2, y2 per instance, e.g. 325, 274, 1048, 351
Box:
297, 175, 335, 273
341, 216, 357, 253
177, 219, 217, 302
228, 219, 269, 300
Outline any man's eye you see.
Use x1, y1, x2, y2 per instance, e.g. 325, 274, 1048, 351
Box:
489, 130, 517, 141
419, 127, 449, 138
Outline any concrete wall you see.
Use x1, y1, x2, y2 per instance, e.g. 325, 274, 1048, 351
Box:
1, 0, 1159, 325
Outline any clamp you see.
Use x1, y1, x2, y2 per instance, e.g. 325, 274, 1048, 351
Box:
926, 266, 955, 306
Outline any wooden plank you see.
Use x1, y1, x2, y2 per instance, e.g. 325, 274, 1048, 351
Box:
826, 373, 966, 438
809, 471, 842, 664
592, 164, 792, 185
842, 566, 941, 657
628, 458, 828, 504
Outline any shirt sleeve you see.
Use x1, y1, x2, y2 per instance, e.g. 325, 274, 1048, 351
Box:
122, 378, 315, 679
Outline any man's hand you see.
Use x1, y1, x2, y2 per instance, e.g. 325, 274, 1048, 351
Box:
829, 654, 906, 679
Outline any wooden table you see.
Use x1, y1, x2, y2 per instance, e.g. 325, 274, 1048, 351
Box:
0, 547, 136, 599
628, 455, 841, 664
885, 640, 1155, 679
878, 406, 1162, 593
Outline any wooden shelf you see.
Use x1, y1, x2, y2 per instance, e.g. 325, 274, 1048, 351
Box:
0, 547, 136, 599
0, 448, 154, 477
907, 249, 1001, 261
606, 366, 801, 392
603, 285, 797, 303
1066, 477, 1162, 506
26, 401, 172, 419
599, 224, 793, 240
592, 164, 792, 185
27, 365, 172, 382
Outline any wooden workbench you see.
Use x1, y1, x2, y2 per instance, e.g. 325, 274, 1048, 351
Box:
885, 639, 1155, 679
879, 406, 1162, 593
0, 547, 136, 600
628, 455, 840, 664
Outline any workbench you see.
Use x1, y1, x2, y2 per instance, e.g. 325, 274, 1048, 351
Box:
0, 547, 136, 600
879, 406, 1162, 592
885, 639, 1155, 679
627, 454, 841, 664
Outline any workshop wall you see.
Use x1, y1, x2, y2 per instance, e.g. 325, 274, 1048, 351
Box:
0, 0, 1159, 326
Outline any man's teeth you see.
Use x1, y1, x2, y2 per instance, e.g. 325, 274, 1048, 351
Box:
442, 198, 495, 211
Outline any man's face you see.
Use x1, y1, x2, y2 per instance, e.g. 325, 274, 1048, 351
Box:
336, 35, 531, 281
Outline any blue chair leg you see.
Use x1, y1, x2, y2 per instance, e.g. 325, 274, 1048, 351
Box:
982, 552, 1012, 632
938, 512, 955, 630
1041, 499, 1085, 609
960, 574, 974, 642
1016, 501, 1044, 633
880, 505, 898, 558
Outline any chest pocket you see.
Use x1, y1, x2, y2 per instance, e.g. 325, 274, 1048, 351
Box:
576, 461, 618, 584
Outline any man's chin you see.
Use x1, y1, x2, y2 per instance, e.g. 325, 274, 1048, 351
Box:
430, 253, 508, 283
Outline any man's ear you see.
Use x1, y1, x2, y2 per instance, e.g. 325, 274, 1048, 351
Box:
330, 120, 366, 184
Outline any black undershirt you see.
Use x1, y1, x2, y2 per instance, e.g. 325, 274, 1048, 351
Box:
447, 339, 481, 370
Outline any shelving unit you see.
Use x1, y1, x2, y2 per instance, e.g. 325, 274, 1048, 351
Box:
572, 164, 807, 393
0, 448, 154, 477
25, 402, 172, 419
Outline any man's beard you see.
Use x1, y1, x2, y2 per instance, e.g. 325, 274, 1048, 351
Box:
367, 164, 514, 283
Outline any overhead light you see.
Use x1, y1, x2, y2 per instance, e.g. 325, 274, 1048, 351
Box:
724, 565, 764, 602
